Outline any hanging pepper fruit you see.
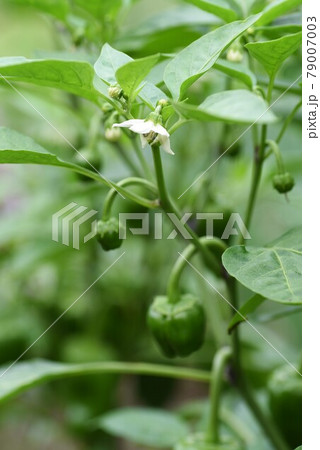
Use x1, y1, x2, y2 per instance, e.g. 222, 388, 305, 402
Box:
272, 172, 295, 194
174, 433, 243, 450
147, 294, 205, 358
268, 365, 302, 448
96, 218, 123, 251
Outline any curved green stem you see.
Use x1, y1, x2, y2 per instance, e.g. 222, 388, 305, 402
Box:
1, 361, 211, 404
102, 177, 158, 220
206, 347, 232, 443
167, 238, 227, 304
151, 145, 224, 275
276, 100, 302, 144
69, 164, 158, 209
168, 118, 189, 135
266, 140, 285, 174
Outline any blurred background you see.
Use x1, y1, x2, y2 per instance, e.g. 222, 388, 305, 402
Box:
0, 0, 301, 448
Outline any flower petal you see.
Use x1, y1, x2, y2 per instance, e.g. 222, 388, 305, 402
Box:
157, 134, 174, 155
113, 119, 137, 129
140, 135, 148, 148
129, 120, 153, 134
152, 123, 170, 137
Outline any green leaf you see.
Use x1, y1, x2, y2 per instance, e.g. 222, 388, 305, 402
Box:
73, 0, 122, 20
175, 90, 278, 124
94, 43, 132, 86
98, 408, 189, 448
256, 24, 302, 39
228, 294, 265, 333
222, 227, 302, 304
256, 0, 301, 26
0, 128, 160, 208
164, 14, 260, 100
138, 82, 168, 109
116, 54, 160, 100
0, 359, 210, 403
183, 0, 238, 22
245, 32, 302, 78
215, 59, 257, 88
0, 127, 76, 168
5, 0, 69, 21
0, 57, 100, 102
94, 44, 166, 107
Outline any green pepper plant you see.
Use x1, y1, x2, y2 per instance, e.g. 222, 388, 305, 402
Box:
0, 0, 302, 449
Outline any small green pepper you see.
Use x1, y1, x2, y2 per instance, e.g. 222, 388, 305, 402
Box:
272, 172, 295, 194
174, 433, 243, 450
268, 365, 302, 448
147, 294, 205, 358
96, 218, 123, 251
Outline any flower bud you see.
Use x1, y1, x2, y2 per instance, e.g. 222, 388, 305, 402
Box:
108, 85, 123, 99
101, 102, 114, 114
226, 48, 243, 63
272, 172, 295, 194
157, 99, 169, 108
105, 127, 121, 142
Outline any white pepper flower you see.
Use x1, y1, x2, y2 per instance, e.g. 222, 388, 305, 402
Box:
113, 119, 174, 155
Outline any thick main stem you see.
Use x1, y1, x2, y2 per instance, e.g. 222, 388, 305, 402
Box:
242, 124, 267, 238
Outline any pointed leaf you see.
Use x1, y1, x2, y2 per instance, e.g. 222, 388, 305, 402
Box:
116, 54, 160, 100
0, 57, 100, 102
215, 59, 257, 88
175, 90, 278, 124
222, 227, 302, 304
94, 44, 165, 107
245, 32, 302, 78
94, 43, 132, 86
0, 128, 159, 207
164, 14, 260, 100
184, 0, 238, 22
256, 0, 301, 26
97, 408, 189, 448
228, 294, 265, 333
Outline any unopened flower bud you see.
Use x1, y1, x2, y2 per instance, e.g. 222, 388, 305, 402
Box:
227, 48, 243, 63
105, 127, 121, 142
108, 85, 123, 99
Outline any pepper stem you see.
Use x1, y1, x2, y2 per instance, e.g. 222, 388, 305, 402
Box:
266, 140, 285, 174
167, 237, 227, 304
102, 177, 158, 220
206, 346, 232, 443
